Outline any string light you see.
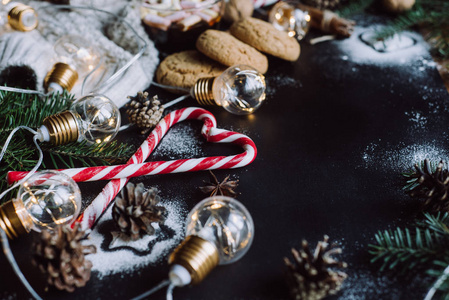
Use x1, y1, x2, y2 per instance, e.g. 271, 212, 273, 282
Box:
44, 34, 101, 93
38, 94, 121, 145
0, 1, 38, 32
191, 64, 266, 115
0, 170, 81, 239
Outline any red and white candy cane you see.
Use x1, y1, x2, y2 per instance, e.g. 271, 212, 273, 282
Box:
8, 107, 256, 231
7, 127, 257, 183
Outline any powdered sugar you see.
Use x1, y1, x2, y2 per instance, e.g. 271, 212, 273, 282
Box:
335, 26, 429, 66
84, 193, 187, 278
362, 142, 449, 172
152, 123, 205, 159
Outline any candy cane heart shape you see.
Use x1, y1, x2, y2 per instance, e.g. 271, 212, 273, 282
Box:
7, 112, 257, 183
6, 107, 257, 231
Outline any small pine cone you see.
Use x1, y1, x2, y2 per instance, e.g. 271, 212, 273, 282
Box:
407, 159, 449, 212
112, 182, 166, 241
32, 224, 96, 292
125, 92, 164, 134
284, 235, 347, 300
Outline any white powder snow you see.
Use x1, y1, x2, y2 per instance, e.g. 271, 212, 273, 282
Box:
335, 25, 430, 66
362, 142, 449, 172
152, 123, 205, 159
84, 196, 187, 278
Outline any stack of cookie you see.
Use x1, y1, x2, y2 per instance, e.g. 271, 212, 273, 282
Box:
156, 17, 300, 92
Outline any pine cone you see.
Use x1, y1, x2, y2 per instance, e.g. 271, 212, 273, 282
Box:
407, 159, 449, 212
125, 91, 164, 134
32, 224, 96, 292
112, 182, 166, 241
284, 235, 347, 300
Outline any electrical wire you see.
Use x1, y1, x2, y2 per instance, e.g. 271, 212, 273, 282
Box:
130, 279, 171, 300
0, 228, 42, 300
0, 127, 44, 300
0, 126, 43, 202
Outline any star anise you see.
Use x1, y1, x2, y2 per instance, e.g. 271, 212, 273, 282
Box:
199, 171, 239, 197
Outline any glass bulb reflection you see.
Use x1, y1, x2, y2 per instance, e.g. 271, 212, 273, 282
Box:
54, 34, 100, 76
70, 94, 121, 144
38, 94, 121, 145
13, 170, 81, 232
269, 1, 310, 40
45, 34, 100, 93
212, 65, 266, 115
186, 196, 254, 264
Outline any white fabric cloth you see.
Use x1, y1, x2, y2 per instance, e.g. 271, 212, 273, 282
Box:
0, 0, 159, 108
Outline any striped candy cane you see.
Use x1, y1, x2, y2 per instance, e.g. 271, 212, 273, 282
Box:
7, 129, 256, 183
29, 107, 257, 231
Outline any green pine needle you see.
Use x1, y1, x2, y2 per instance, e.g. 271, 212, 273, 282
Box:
373, 0, 449, 60
336, 0, 375, 18
369, 213, 449, 294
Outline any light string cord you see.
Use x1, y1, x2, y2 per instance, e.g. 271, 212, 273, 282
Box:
0, 126, 43, 201
130, 279, 170, 300
0, 127, 44, 300
0, 228, 43, 300
424, 264, 449, 300
0, 4, 147, 98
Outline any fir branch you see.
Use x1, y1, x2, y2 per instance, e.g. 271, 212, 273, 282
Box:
42, 140, 134, 168
369, 227, 446, 274
336, 0, 374, 18
373, 0, 449, 60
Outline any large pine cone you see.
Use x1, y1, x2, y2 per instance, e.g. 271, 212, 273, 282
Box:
125, 91, 164, 134
284, 235, 347, 300
32, 224, 96, 292
112, 182, 166, 241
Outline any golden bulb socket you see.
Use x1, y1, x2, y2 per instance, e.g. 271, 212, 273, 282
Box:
8, 4, 38, 32
42, 111, 79, 145
44, 63, 79, 92
192, 77, 218, 106
0, 200, 29, 239
169, 235, 219, 285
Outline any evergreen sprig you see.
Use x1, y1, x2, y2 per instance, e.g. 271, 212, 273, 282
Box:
336, 0, 375, 18
369, 213, 449, 298
0, 91, 135, 199
369, 225, 447, 274
373, 0, 449, 61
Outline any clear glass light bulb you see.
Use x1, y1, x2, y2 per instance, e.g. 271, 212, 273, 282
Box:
38, 94, 121, 145
45, 34, 100, 93
169, 196, 254, 286
192, 64, 266, 115
0, 2, 38, 33
268, 1, 310, 40
186, 196, 254, 264
0, 170, 81, 239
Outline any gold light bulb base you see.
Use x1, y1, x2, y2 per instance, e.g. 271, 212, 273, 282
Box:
42, 111, 79, 145
169, 235, 219, 285
44, 63, 79, 92
192, 77, 219, 107
8, 4, 38, 32
0, 200, 29, 239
